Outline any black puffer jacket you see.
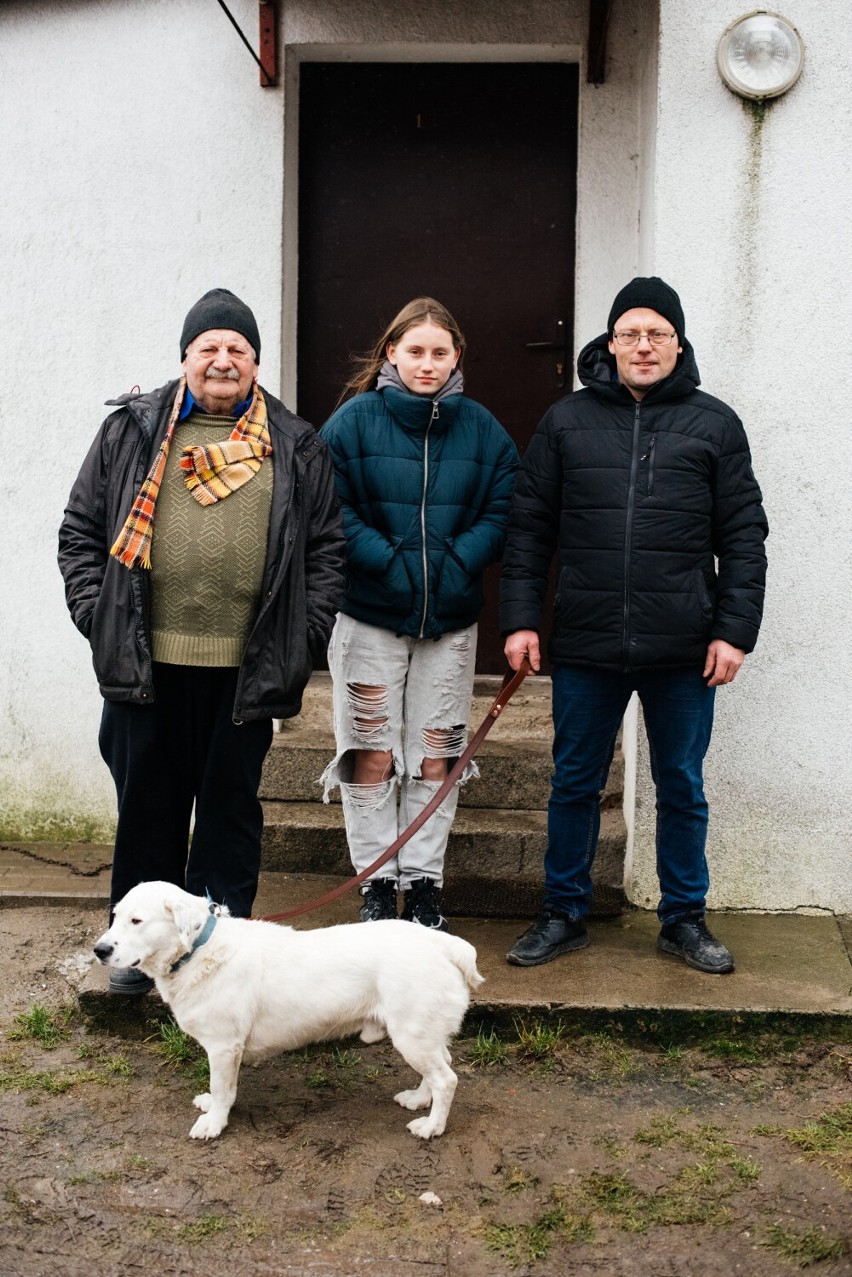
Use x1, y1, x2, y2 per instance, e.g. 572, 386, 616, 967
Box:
499, 336, 768, 670
58, 380, 345, 720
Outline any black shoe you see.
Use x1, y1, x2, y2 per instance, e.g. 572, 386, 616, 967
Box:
358, 878, 398, 922
108, 966, 154, 995
401, 877, 449, 931
506, 911, 589, 967
657, 917, 735, 974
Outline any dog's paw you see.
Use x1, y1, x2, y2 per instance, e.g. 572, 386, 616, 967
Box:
359, 1020, 387, 1044
193, 1092, 212, 1113
189, 1112, 225, 1140
407, 1115, 444, 1140
394, 1087, 431, 1111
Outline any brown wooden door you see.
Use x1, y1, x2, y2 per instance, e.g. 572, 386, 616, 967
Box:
298, 62, 578, 671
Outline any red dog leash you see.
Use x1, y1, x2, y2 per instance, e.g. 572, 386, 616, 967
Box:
260, 660, 532, 923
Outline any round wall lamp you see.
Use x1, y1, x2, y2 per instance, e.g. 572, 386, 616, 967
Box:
717, 11, 804, 100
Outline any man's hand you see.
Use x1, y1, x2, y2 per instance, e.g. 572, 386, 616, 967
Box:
704, 639, 745, 686
505, 630, 541, 673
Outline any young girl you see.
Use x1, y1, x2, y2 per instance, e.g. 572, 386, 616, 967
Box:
320, 298, 518, 929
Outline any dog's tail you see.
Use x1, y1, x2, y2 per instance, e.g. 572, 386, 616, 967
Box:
445, 934, 485, 991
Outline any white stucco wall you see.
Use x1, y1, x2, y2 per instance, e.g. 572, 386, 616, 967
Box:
627, 0, 852, 913
1, 0, 848, 914
0, 0, 285, 838
0, 0, 644, 841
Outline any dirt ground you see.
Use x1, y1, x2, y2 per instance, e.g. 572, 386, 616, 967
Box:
1, 906, 850, 1277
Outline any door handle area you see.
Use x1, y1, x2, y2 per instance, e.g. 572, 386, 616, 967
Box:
525, 319, 567, 388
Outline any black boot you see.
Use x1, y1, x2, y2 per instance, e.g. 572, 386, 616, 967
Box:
657, 917, 735, 974
358, 878, 398, 922
401, 877, 449, 931
506, 911, 589, 967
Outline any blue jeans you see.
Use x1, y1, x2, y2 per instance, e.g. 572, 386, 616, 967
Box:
545, 665, 716, 925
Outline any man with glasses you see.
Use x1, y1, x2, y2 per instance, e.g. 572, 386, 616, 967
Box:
500, 277, 767, 974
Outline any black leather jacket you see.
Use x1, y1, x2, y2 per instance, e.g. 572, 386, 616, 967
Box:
58, 380, 345, 720
500, 337, 768, 670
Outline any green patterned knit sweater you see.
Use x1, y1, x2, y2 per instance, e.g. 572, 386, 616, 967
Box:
149, 413, 273, 666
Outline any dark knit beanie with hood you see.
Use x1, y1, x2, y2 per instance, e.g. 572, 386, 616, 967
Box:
607, 277, 685, 343
180, 288, 261, 361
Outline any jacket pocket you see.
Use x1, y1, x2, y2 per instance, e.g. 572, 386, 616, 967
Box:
694, 568, 715, 620
553, 566, 583, 630
435, 542, 484, 619
367, 545, 414, 612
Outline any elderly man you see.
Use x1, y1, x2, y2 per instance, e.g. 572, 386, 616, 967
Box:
501, 277, 768, 974
59, 289, 345, 992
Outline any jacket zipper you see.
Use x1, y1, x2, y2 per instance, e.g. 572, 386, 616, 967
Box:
418, 403, 438, 638
623, 402, 642, 665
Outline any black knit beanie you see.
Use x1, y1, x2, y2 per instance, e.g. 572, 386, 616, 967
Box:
180, 288, 261, 361
607, 277, 685, 342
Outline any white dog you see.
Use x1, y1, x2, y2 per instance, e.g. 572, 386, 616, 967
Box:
94, 881, 484, 1141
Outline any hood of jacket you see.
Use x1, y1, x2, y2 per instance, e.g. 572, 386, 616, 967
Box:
378, 384, 463, 436
577, 332, 702, 405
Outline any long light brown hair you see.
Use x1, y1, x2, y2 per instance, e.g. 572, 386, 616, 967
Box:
335, 297, 466, 407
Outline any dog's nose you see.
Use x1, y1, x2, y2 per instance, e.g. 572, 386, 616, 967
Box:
93, 941, 114, 961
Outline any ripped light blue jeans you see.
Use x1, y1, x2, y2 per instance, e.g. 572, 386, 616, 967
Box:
321, 612, 478, 887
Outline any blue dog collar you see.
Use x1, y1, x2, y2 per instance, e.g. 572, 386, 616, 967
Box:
170, 906, 217, 974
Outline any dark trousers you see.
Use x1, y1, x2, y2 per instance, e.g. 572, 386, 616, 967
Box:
546, 665, 716, 926
99, 663, 273, 918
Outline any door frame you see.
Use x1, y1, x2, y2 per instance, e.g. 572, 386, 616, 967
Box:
280, 42, 581, 408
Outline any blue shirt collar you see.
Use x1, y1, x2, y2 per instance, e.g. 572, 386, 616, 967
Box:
179, 387, 253, 421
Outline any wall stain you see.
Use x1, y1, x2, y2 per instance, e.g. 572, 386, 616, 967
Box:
737, 96, 772, 355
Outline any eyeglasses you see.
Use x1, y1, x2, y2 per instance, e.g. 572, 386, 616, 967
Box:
612, 330, 677, 348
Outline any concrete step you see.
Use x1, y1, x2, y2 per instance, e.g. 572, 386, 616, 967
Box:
261, 801, 627, 919
264, 673, 623, 811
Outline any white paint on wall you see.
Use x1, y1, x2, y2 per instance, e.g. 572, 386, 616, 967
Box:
0, 0, 285, 838
2, 0, 848, 914
628, 0, 852, 914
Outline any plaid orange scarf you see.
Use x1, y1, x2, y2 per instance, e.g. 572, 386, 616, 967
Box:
110, 378, 272, 569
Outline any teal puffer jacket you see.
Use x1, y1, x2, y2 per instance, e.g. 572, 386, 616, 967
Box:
320, 386, 518, 638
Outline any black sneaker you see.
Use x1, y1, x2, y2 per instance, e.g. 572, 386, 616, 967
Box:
108, 966, 154, 995
358, 878, 398, 922
506, 910, 589, 967
401, 877, 449, 931
657, 917, 735, 974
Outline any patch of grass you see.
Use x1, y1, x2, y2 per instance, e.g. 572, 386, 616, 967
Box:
8, 1004, 71, 1050
576, 1168, 730, 1232
593, 1134, 626, 1159
728, 1153, 761, 1182
761, 1222, 845, 1268
574, 1030, 638, 1082
0, 1059, 124, 1095
504, 1165, 540, 1194
175, 1214, 230, 1244
634, 1115, 684, 1147
101, 1052, 134, 1078
514, 1018, 565, 1066
67, 1169, 121, 1186
150, 1018, 209, 1088
304, 1066, 333, 1089
778, 1103, 852, 1189
706, 1037, 762, 1063
485, 1204, 593, 1268
470, 1028, 508, 1068
303, 1046, 363, 1091
329, 1047, 361, 1071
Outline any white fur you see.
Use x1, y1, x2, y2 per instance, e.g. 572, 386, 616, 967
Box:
94, 881, 484, 1141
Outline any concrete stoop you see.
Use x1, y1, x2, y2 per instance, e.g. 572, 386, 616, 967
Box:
261, 673, 628, 918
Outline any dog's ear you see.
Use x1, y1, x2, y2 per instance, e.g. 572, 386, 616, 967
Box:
163, 898, 204, 950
